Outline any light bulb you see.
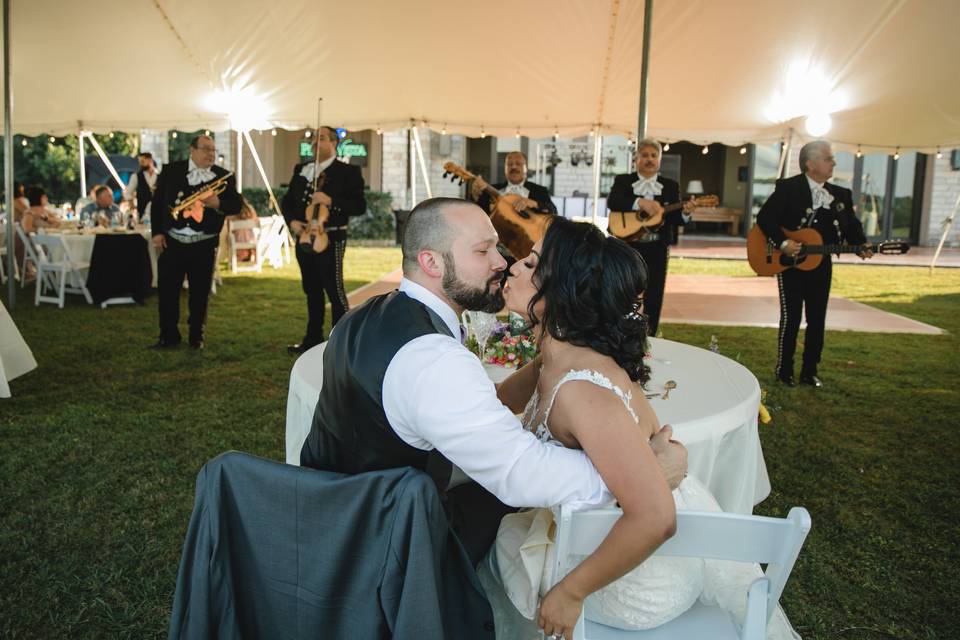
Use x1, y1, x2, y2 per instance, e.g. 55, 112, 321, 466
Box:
171, 131, 178, 139
515, 130, 520, 139
701, 146, 709, 155
663, 143, 670, 151
376, 126, 383, 136
739, 146, 747, 155
108, 132, 115, 138
20, 138, 27, 147
271, 128, 277, 136
441, 124, 447, 136
49, 136, 56, 143
893, 149, 900, 161
936, 148, 943, 159
856, 146, 862, 158
305, 130, 312, 138
804, 112, 831, 137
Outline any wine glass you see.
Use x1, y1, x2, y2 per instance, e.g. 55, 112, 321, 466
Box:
463, 310, 497, 362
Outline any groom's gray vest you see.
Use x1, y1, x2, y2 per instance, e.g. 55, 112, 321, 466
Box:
300, 291, 455, 488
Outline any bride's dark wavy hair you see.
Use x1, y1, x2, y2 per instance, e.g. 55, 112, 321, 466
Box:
527, 217, 651, 384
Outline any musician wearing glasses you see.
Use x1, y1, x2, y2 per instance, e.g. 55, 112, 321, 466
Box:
281, 126, 366, 355
607, 138, 695, 337
757, 139, 872, 388
470, 151, 557, 215
150, 134, 240, 350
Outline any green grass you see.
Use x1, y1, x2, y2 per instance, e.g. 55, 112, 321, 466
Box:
2, 252, 958, 639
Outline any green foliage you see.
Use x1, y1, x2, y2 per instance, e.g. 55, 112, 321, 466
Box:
240, 187, 288, 216
167, 130, 205, 163
348, 189, 395, 241
88, 132, 138, 156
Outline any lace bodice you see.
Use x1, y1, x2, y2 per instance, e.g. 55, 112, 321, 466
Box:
521, 368, 640, 443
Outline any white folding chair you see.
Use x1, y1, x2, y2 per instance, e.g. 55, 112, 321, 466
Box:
552, 506, 811, 640
262, 216, 291, 270
274, 214, 292, 264
14, 222, 42, 289
0, 233, 19, 284
228, 218, 264, 273
30, 233, 93, 308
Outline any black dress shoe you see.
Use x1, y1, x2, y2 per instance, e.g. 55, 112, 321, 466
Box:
149, 339, 181, 350
776, 374, 796, 387
799, 374, 823, 388
287, 342, 319, 355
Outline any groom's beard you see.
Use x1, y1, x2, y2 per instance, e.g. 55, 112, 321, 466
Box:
442, 252, 505, 313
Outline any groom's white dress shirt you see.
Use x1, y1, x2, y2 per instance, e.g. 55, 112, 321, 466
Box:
378, 277, 612, 509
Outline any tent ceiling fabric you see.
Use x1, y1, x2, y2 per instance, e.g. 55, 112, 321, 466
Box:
3, 0, 959, 152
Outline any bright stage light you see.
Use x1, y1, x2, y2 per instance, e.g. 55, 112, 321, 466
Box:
805, 112, 832, 137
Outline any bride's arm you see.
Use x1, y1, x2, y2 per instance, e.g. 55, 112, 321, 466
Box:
495, 354, 542, 414
536, 382, 676, 639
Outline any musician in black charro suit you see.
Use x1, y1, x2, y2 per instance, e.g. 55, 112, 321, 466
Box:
607, 138, 695, 337
757, 140, 872, 388
150, 134, 241, 350
470, 151, 557, 215
282, 126, 366, 354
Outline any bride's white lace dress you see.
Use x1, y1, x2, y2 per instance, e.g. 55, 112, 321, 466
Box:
483, 369, 801, 639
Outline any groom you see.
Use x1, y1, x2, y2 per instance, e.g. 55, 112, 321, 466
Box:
300, 197, 687, 564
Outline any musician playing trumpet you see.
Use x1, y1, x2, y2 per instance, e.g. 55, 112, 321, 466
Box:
150, 134, 241, 350
281, 126, 365, 355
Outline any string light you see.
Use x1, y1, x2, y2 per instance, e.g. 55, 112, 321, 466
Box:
305, 129, 312, 138
480, 126, 486, 139
739, 146, 747, 155
20, 138, 27, 147
701, 145, 709, 155
421, 119, 428, 128
663, 143, 670, 151
589, 128, 595, 137
108, 132, 115, 138
441, 124, 447, 136
171, 131, 178, 139
855, 145, 862, 158
375, 125, 383, 136
204, 130, 210, 137
936, 147, 943, 160
217, 154, 225, 163
515, 129, 521, 139
271, 128, 278, 136
553, 128, 560, 141
49, 136, 56, 143
893, 148, 900, 161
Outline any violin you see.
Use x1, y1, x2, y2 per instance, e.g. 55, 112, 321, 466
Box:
298, 171, 330, 254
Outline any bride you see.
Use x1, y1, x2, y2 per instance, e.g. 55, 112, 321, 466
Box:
479, 217, 800, 639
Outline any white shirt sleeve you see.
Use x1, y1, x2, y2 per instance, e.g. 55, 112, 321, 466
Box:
123, 173, 138, 201
383, 334, 612, 509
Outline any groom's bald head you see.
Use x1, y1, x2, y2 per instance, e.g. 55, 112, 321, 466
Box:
402, 198, 470, 275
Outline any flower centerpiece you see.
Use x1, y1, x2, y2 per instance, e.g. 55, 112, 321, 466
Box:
464, 312, 538, 369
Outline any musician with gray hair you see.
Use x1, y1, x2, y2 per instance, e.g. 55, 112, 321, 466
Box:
607, 138, 695, 336
150, 134, 240, 350
756, 139, 872, 388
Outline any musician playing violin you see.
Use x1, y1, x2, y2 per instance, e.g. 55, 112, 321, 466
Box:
281, 126, 366, 355
470, 151, 557, 216
150, 134, 240, 350
607, 138, 696, 337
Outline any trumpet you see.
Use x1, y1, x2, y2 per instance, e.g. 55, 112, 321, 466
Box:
170, 172, 234, 220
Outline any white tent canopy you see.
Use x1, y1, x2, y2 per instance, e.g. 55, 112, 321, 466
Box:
3, 0, 960, 153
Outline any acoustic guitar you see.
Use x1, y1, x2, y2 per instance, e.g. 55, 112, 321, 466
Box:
607, 195, 719, 241
746, 225, 910, 276
442, 162, 552, 259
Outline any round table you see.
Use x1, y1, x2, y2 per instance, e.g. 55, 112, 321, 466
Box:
46, 227, 158, 287
285, 337, 770, 514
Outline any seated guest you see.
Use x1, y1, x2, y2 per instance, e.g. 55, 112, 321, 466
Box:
80, 185, 121, 227
21, 185, 62, 234
13, 181, 29, 221
220, 195, 259, 263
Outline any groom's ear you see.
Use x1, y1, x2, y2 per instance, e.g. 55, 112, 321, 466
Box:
417, 250, 444, 279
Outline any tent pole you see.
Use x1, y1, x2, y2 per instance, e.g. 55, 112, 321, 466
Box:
236, 130, 243, 192
4, 0, 13, 308
636, 0, 654, 140
591, 133, 603, 225
409, 127, 416, 209
929, 194, 959, 273
242, 130, 282, 215
78, 131, 87, 198
778, 128, 794, 179
85, 133, 126, 189
411, 126, 433, 199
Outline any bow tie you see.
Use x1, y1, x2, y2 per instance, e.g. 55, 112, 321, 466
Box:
811, 185, 834, 210
502, 183, 529, 198
632, 176, 662, 199
186, 166, 215, 186
300, 162, 329, 183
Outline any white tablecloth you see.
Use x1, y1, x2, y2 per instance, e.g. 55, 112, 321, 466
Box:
285, 337, 770, 514
0, 298, 37, 398
45, 228, 158, 287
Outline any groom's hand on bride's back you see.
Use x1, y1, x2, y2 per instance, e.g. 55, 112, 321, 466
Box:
650, 425, 687, 490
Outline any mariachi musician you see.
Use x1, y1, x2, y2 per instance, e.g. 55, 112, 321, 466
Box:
607, 138, 695, 337
470, 150, 557, 215
281, 126, 366, 355
150, 134, 241, 350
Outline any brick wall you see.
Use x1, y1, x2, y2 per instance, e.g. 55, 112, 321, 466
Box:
926, 153, 960, 247
380, 129, 467, 210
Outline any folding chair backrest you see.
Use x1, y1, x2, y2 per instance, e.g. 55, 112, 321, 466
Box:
229, 218, 258, 233
15, 222, 42, 264
31, 234, 74, 265
554, 506, 811, 624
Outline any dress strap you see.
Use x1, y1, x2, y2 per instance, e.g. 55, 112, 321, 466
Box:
542, 369, 639, 427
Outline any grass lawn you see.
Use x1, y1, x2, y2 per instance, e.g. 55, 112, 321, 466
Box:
2, 250, 958, 639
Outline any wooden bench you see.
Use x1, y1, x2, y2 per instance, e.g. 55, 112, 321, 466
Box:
690, 206, 744, 236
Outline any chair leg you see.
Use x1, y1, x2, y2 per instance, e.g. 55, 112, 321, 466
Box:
58, 269, 67, 308
34, 267, 42, 305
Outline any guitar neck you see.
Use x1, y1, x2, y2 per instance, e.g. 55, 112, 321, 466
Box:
804, 243, 873, 254
662, 201, 685, 214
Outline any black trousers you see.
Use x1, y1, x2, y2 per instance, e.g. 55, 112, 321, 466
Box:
157, 236, 218, 343
628, 240, 669, 337
776, 258, 832, 378
295, 237, 348, 346
445, 481, 517, 567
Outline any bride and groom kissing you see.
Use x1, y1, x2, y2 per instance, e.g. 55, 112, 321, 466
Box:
299, 197, 797, 639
